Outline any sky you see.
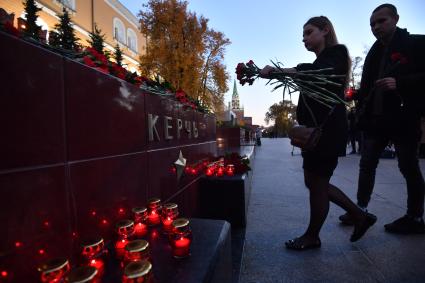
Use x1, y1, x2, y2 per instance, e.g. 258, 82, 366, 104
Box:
120, 0, 425, 126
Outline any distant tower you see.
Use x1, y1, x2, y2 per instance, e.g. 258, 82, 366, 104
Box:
231, 80, 244, 124
231, 80, 241, 110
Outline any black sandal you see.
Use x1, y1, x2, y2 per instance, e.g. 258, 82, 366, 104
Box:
285, 237, 321, 250
350, 212, 377, 242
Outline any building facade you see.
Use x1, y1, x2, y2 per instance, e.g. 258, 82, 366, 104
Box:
1, 0, 145, 72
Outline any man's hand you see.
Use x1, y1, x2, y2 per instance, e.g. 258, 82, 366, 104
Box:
375, 77, 397, 91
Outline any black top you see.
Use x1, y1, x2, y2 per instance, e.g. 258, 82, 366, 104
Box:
295, 44, 349, 156
357, 27, 425, 139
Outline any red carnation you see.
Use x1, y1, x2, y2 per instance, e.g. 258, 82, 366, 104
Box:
391, 52, 408, 64
83, 56, 96, 67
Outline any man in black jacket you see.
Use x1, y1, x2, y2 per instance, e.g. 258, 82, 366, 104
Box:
339, 4, 425, 234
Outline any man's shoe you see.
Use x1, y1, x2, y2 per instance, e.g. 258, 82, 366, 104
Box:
384, 215, 425, 234
350, 213, 377, 242
339, 212, 355, 225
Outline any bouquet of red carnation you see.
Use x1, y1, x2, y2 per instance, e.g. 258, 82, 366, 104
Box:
236, 60, 260, 86
81, 47, 109, 74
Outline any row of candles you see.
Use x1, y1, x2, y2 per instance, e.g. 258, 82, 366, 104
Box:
205, 162, 235, 177
38, 198, 192, 283
172, 158, 236, 177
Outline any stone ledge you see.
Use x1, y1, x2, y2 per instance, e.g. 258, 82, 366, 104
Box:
102, 218, 232, 283
199, 173, 252, 228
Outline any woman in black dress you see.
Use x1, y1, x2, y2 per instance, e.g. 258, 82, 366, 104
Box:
260, 16, 377, 250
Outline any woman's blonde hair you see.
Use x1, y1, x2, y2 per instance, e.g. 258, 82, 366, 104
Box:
304, 16, 351, 86
304, 16, 338, 47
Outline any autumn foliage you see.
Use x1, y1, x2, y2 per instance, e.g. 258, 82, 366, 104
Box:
138, 0, 230, 112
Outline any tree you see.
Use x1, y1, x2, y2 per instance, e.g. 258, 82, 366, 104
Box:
88, 24, 106, 55
138, 0, 230, 111
50, 7, 79, 50
114, 44, 123, 67
265, 100, 297, 137
350, 56, 363, 88
48, 30, 60, 46
199, 29, 230, 112
23, 0, 41, 40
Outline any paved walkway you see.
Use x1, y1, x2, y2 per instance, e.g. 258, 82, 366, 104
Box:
239, 138, 425, 283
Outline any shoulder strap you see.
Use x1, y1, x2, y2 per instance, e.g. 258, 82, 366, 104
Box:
301, 94, 336, 128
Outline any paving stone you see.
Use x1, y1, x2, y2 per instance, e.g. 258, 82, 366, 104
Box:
239, 138, 425, 283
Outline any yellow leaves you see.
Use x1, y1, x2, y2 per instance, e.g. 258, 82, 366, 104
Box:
138, 0, 229, 111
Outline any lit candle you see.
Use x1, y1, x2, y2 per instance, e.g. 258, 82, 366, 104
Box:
116, 219, 135, 239
38, 258, 70, 283
81, 238, 105, 259
170, 218, 192, 259
124, 240, 150, 264
163, 217, 173, 229
115, 219, 134, 259
115, 239, 129, 259
132, 207, 148, 237
173, 237, 191, 258
122, 260, 153, 283
226, 164, 235, 176
216, 166, 224, 176
206, 166, 215, 176
134, 222, 148, 237
147, 198, 162, 226
89, 259, 104, 277
132, 207, 148, 223
147, 211, 160, 226
161, 203, 179, 234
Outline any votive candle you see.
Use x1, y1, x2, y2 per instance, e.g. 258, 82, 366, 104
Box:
38, 258, 70, 283
147, 198, 162, 226
161, 203, 179, 234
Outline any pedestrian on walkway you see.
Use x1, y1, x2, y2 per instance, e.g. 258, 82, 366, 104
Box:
255, 127, 262, 146
348, 107, 358, 154
339, 4, 425, 234
260, 16, 376, 250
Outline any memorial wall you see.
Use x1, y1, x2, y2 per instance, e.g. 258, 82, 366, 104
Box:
0, 31, 217, 282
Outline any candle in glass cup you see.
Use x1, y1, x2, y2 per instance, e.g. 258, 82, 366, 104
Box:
161, 203, 179, 234
132, 207, 148, 237
216, 166, 224, 176
115, 220, 135, 258
81, 237, 105, 259
132, 207, 147, 223
38, 258, 70, 283
80, 237, 106, 277
124, 240, 150, 264
147, 198, 162, 226
170, 218, 192, 258
116, 219, 135, 239
66, 266, 99, 283
122, 260, 153, 283
226, 164, 235, 176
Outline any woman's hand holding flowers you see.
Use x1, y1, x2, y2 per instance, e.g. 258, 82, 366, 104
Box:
260, 66, 297, 78
259, 65, 276, 78
236, 59, 348, 107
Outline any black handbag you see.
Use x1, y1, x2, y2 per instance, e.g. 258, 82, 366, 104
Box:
288, 125, 322, 150
289, 95, 335, 150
